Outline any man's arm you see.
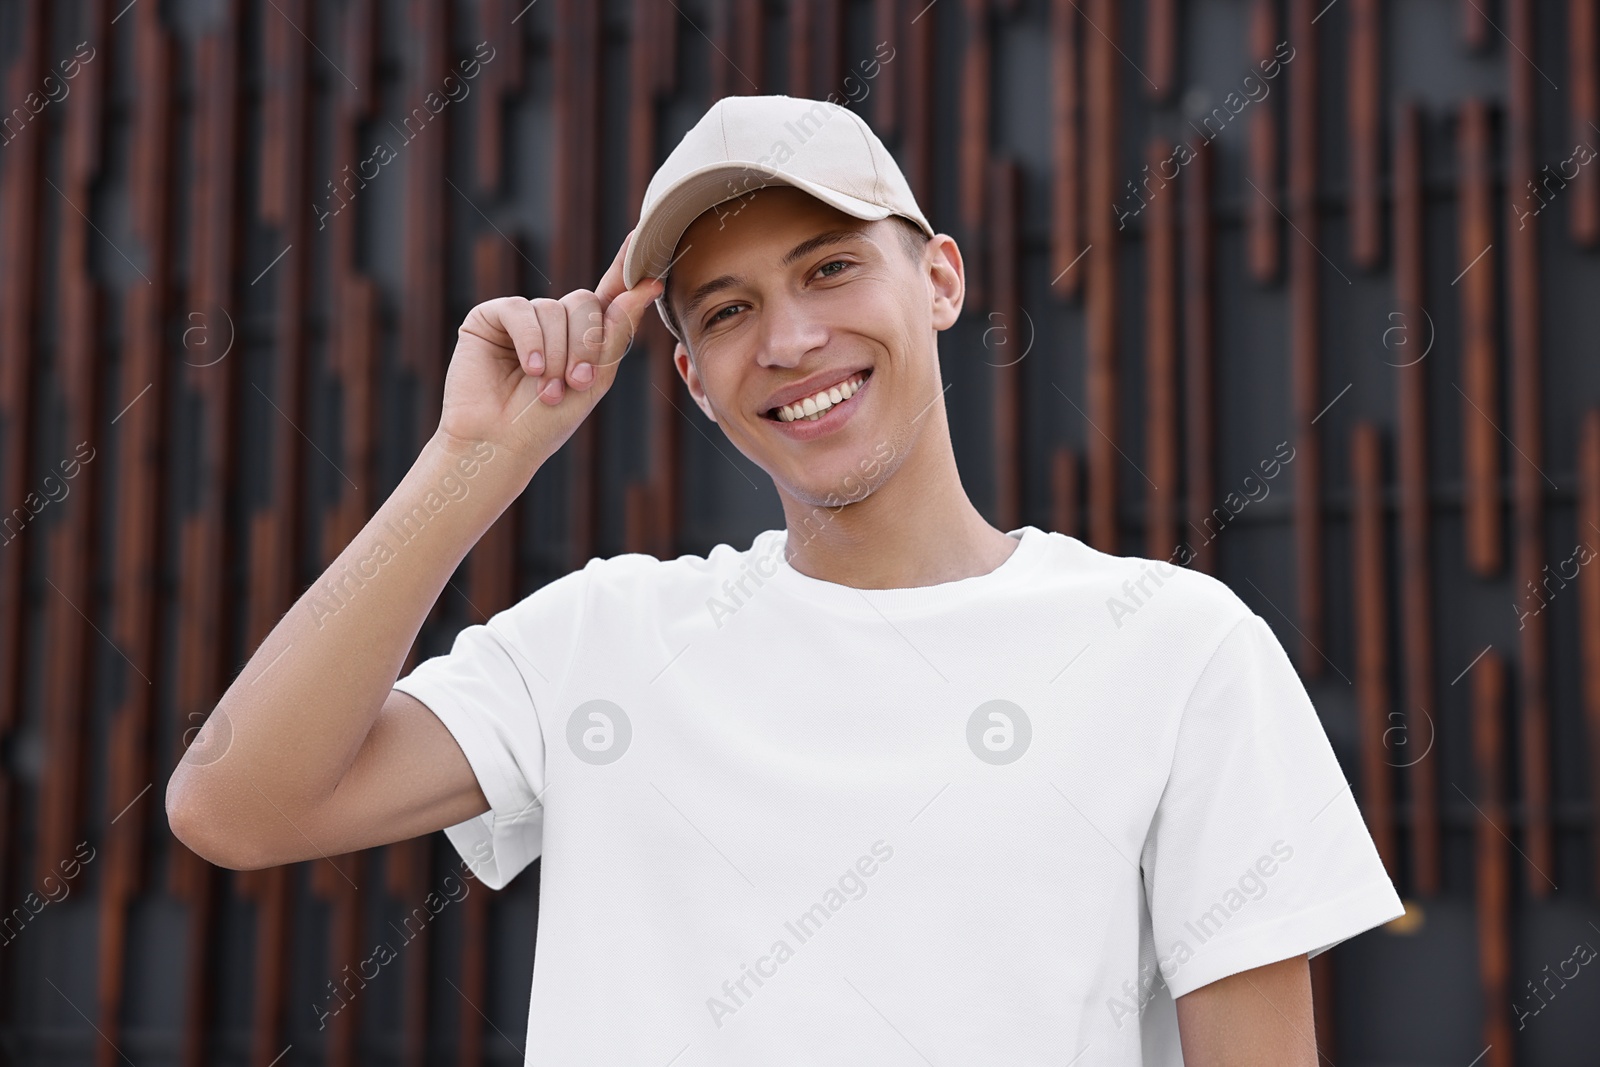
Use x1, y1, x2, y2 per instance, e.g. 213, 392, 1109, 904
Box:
164, 433, 529, 869
1174, 953, 1318, 1066
165, 232, 663, 870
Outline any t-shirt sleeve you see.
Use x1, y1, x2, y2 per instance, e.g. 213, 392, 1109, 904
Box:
391, 566, 591, 891
1140, 611, 1406, 999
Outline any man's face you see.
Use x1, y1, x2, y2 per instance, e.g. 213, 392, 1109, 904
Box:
666, 186, 962, 509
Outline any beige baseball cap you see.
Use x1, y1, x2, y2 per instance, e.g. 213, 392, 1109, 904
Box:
622, 94, 934, 340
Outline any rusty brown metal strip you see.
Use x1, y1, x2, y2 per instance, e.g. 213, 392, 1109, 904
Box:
1287, 0, 1324, 673
1472, 650, 1513, 1066
1507, 0, 1554, 897
1051, 0, 1083, 300
1581, 410, 1600, 900
99, 5, 177, 1062
1348, 0, 1382, 267
1394, 102, 1441, 894
1350, 422, 1398, 878
312, 857, 367, 1067
991, 158, 1020, 531
1458, 98, 1502, 576
1145, 137, 1179, 561
1571, 0, 1599, 246
1182, 139, 1216, 577
1084, 0, 1119, 553
1246, 0, 1280, 283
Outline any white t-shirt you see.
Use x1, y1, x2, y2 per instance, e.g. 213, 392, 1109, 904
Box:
393, 525, 1404, 1065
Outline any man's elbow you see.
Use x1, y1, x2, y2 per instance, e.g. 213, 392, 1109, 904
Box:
165, 765, 264, 871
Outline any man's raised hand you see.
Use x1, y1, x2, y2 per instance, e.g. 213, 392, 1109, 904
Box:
437, 228, 664, 467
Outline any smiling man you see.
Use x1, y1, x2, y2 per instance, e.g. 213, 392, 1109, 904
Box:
167, 94, 1404, 1066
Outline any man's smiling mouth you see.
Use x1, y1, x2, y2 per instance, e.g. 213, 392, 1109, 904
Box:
763, 369, 873, 422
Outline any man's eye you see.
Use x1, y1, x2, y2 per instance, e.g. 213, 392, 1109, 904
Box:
707, 304, 743, 327
817, 259, 851, 277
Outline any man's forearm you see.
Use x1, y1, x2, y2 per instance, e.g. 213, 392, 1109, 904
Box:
166, 431, 533, 844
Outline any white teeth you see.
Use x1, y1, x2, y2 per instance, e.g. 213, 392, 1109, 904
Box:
776, 373, 866, 422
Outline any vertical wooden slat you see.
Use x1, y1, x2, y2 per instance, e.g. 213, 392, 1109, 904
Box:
903, 0, 933, 205
476, 0, 525, 193
316, 17, 379, 1063
1146, 0, 1177, 100
1084, 0, 1119, 553
790, 0, 813, 98
1580, 410, 1600, 899
1464, 0, 1492, 51
818, 0, 844, 97
1394, 102, 1441, 895
1351, 423, 1399, 878
875, 0, 901, 137
1472, 651, 1514, 1067
1507, 0, 1555, 897
1181, 139, 1217, 576
738, 0, 766, 94
1458, 99, 1503, 576
469, 236, 521, 623
1050, 446, 1080, 538
0, 0, 46, 757
1245, 0, 1280, 283
1349, 0, 1383, 268
650, 325, 683, 559
1570, 0, 1599, 246
240, 2, 315, 1062
960, 0, 990, 309
1050, 0, 1083, 299
711, 0, 736, 102
168, 9, 246, 1067
990, 158, 1021, 531
99, 4, 175, 1063
555, 0, 602, 569
39, 0, 107, 902
1287, 0, 1325, 672
1145, 137, 1179, 562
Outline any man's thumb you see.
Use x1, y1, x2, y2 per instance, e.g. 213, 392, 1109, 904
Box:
600, 278, 665, 369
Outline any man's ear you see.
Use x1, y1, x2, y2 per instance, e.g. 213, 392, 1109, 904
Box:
927, 234, 965, 331
674, 342, 718, 423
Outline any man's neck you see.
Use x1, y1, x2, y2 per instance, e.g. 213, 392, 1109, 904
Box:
776, 434, 1019, 591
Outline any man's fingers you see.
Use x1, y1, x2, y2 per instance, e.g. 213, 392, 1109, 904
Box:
530, 298, 568, 399
559, 289, 606, 391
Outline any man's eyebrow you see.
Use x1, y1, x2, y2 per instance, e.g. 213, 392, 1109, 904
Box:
677, 229, 872, 327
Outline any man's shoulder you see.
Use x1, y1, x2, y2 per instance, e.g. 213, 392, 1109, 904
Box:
1035, 530, 1253, 641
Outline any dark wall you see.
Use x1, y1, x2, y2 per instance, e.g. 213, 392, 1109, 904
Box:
1, 0, 1598, 1063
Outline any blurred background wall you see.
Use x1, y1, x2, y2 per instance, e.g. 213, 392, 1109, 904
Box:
1, 0, 1598, 1063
